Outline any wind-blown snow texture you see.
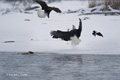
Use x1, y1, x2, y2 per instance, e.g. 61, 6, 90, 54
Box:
0, 1, 120, 54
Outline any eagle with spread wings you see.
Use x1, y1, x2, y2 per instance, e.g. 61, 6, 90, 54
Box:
34, 0, 62, 18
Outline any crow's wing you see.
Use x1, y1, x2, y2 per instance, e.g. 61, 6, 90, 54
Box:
97, 32, 103, 37
34, 0, 48, 10
50, 7, 62, 13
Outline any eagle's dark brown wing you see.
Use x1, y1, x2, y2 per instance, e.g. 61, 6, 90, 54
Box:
50, 30, 72, 41
50, 7, 62, 13
34, 0, 48, 10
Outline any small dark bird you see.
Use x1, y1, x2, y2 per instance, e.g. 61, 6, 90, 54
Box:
34, 0, 62, 18
50, 18, 82, 45
92, 30, 103, 37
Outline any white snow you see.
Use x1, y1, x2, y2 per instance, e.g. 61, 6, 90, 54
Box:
0, 1, 120, 54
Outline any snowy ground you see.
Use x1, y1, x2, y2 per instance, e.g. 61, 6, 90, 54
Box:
0, 1, 120, 54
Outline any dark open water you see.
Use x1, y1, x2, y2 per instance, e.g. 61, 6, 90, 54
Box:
0, 52, 120, 80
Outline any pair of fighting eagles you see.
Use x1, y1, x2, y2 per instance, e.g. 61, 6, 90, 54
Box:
34, 0, 82, 45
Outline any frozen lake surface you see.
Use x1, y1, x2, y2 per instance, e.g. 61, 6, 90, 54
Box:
0, 52, 120, 80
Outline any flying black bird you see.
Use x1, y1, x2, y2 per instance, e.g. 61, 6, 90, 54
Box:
50, 18, 82, 45
92, 30, 103, 37
34, 0, 62, 18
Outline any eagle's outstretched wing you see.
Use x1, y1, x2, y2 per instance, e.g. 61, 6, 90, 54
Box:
50, 30, 72, 41
50, 7, 62, 13
34, 0, 48, 10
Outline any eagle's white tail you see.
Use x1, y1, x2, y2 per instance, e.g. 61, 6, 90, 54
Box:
70, 35, 81, 45
37, 10, 46, 18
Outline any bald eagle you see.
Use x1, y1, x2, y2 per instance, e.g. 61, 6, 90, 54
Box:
34, 0, 62, 18
50, 18, 82, 45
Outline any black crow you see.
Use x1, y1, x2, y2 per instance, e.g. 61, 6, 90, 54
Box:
92, 30, 103, 37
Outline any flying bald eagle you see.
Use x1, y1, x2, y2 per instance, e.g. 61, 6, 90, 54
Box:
50, 18, 82, 45
34, 0, 62, 18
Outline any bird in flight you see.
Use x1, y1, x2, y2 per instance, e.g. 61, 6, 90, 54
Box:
34, 0, 62, 18
50, 18, 82, 45
92, 30, 103, 37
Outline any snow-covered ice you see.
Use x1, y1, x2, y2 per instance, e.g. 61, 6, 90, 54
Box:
0, 1, 120, 54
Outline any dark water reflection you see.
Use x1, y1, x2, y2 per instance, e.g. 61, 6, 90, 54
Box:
0, 52, 120, 80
